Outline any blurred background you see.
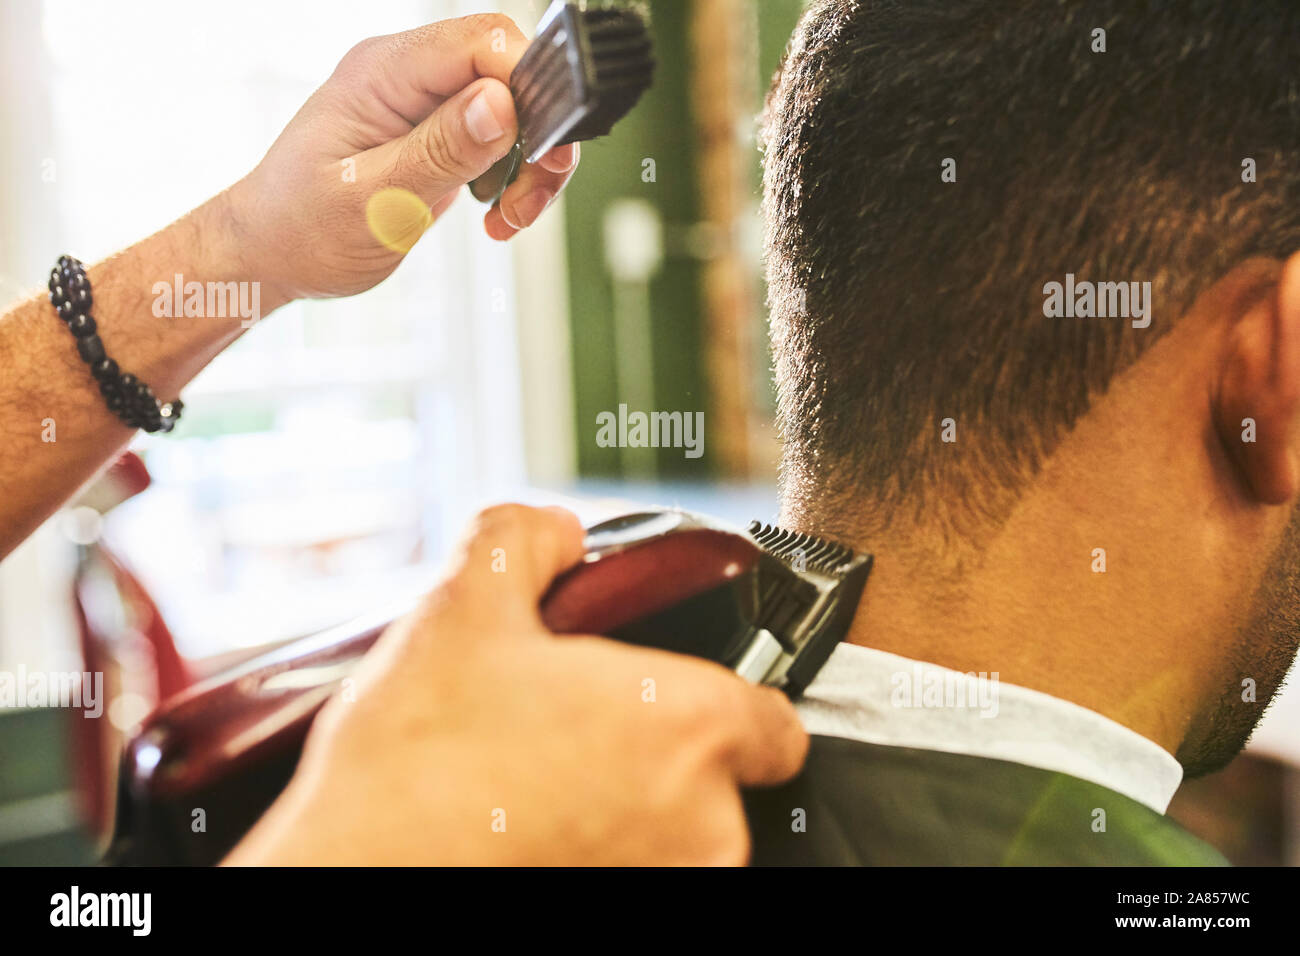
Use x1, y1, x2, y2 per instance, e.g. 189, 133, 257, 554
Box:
0, 0, 1296, 865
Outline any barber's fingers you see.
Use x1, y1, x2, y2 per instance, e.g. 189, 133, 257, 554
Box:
712, 680, 810, 787
341, 14, 577, 235
341, 15, 529, 123
535, 142, 579, 175
431, 503, 586, 631
373, 77, 518, 208
485, 143, 581, 240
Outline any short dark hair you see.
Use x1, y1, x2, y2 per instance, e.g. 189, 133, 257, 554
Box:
762, 0, 1300, 539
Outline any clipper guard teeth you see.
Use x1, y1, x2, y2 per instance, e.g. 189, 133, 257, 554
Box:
747, 521, 858, 576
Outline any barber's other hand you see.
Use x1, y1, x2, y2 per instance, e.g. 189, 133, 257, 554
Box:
225, 504, 809, 866
226, 14, 580, 304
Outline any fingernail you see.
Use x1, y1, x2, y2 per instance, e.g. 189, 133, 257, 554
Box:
545, 143, 577, 172
465, 90, 506, 145
513, 188, 553, 227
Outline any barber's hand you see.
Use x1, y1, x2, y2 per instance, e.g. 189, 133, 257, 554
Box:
225, 504, 809, 866
227, 14, 580, 303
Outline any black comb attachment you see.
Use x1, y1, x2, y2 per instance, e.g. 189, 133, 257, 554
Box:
747, 521, 857, 576
470, 1, 654, 202
558, 6, 655, 145
511, 2, 654, 161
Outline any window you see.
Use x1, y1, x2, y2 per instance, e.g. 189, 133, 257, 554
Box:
21, 0, 542, 657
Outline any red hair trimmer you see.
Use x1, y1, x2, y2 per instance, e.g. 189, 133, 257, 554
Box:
106, 509, 871, 865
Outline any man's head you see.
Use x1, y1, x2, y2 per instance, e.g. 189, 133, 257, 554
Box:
761, 0, 1300, 775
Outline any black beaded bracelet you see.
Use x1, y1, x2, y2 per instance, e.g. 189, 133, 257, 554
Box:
47, 255, 182, 434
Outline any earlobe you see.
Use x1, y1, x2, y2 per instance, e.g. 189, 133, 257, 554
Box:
1214, 252, 1300, 506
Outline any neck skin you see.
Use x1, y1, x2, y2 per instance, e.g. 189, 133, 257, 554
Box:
782, 291, 1289, 758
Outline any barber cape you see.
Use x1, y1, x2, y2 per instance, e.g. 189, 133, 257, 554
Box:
744, 644, 1228, 866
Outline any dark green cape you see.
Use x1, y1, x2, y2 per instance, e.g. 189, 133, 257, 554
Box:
745, 735, 1226, 865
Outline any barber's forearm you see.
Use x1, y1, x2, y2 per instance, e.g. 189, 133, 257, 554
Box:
0, 12, 584, 562
0, 187, 290, 559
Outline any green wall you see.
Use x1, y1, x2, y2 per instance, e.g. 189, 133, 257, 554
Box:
563, 0, 805, 481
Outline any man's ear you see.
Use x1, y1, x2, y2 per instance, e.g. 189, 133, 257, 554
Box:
1215, 251, 1300, 506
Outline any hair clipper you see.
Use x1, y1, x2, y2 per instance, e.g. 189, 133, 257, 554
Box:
544, 510, 872, 696
106, 509, 870, 864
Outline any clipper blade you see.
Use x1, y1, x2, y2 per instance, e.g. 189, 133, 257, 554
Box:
742, 520, 873, 695
747, 521, 860, 576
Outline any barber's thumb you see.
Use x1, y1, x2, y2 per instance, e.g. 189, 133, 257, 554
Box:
433, 504, 585, 631
391, 78, 517, 203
